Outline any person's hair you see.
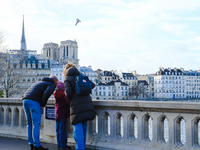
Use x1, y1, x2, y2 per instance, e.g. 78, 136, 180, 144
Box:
63, 63, 76, 77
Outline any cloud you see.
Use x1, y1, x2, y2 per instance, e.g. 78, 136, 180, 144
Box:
1, 0, 200, 74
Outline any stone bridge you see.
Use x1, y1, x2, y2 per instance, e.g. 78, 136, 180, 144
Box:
0, 98, 200, 150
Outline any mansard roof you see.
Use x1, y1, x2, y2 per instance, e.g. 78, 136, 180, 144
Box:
156, 68, 183, 75
122, 73, 135, 79
138, 80, 148, 85
184, 70, 200, 76
80, 66, 95, 73
97, 80, 128, 86
103, 71, 113, 76
10, 55, 50, 70
100, 71, 119, 77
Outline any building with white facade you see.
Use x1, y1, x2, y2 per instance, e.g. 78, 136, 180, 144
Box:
93, 80, 129, 100
154, 68, 185, 99
114, 70, 137, 87
50, 60, 65, 82
184, 70, 200, 99
96, 70, 120, 84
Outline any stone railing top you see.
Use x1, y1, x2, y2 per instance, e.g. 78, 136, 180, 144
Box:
1, 98, 200, 113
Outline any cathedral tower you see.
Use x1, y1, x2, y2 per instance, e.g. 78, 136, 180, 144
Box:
20, 15, 27, 52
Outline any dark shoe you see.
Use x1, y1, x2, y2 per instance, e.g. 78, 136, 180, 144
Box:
35, 146, 49, 150
30, 144, 35, 150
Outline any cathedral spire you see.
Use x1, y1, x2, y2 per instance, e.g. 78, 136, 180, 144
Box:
20, 15, 27, 50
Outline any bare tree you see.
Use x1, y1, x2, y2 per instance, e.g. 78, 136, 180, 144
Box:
0, 33, 22, 98
0, 56, 23, 98
129, 83, 147, 99
0, 32, 7, 53
129, 85, 140, 99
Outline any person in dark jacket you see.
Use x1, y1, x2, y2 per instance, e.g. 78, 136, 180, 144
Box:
63, 63, 95, 150
54, 81, 71, 150
23, 75, 58, 150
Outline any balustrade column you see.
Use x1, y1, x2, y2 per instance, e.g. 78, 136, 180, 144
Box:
151, 112, 157, 145
137, 113, 143, 142
185, 114, 192, 148
122, 111, 128, 141
19, 107, 22, 127
167, 114, 175, 146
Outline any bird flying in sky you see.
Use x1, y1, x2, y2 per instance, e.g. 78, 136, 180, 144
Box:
75, 18, 81, 26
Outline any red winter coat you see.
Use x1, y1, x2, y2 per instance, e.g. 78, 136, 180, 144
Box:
54, 89, 70, 119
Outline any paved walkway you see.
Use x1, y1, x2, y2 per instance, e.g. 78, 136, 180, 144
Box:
0, 137, 75, 150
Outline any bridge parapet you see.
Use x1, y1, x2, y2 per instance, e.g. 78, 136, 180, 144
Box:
1, 98, 200, 150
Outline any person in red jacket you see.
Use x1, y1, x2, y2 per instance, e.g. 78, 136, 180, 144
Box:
54, 81, 71, 150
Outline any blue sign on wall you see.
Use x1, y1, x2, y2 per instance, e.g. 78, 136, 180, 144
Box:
45, 107, 55, 120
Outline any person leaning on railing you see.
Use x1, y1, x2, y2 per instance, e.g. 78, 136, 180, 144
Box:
22, 75, 58, 150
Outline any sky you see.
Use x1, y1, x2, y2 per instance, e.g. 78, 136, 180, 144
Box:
1, 0, 200, 74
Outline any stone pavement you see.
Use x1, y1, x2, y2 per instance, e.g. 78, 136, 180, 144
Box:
0, 137, 75, 150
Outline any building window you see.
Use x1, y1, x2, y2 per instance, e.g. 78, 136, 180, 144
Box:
72, 47, 75, 59
66, 46, 68, 57
23, 63, 26, 69
63, 46, 65, 57
38, 64, 42, 69
45, 64, 48, 68
32, 63, 36, 69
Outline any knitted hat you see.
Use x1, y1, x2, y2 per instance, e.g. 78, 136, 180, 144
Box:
57, 81, 65, 91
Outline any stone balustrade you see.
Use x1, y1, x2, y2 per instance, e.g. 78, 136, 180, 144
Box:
1, 98, 200, 150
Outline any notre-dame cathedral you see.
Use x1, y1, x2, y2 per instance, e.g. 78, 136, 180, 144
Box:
42, 39, 79, 66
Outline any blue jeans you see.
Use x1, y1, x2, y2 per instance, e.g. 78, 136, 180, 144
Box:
56, 119, 68, 149
23, 99, 43, 148
74, 121, 87, 150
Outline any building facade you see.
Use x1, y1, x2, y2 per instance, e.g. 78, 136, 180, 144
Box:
114, 70, 137, 87
154, 68, 185, 99
184, 70, 200, 99
93, 80, 129, 100
42, 40, 79, 67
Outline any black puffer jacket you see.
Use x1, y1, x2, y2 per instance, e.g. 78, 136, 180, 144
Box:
64, 67, 95, 125
23, 77, 55, 107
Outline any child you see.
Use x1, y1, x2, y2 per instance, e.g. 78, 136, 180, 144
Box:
54, 81, 71, 150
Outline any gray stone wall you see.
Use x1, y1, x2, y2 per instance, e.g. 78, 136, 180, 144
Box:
1, 98, 200, 149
